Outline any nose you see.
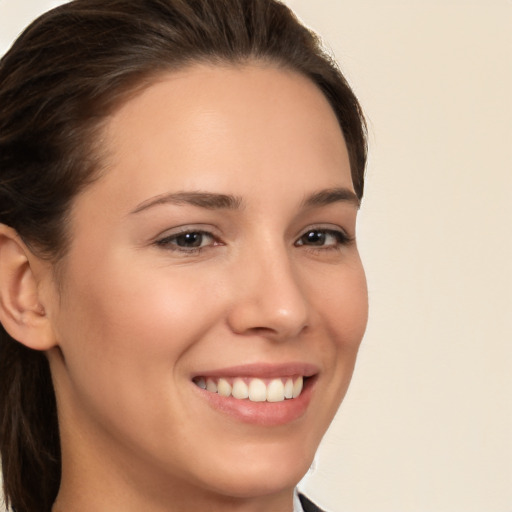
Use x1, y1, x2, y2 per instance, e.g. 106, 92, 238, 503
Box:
226, 244, 310, 340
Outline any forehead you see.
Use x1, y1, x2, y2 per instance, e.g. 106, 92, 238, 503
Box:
81, 63, 353, 214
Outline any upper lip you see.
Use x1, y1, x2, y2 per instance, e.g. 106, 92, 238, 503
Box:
191, 362, 319, 379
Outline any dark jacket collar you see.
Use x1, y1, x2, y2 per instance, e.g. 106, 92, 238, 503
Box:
298, 493, 326, 512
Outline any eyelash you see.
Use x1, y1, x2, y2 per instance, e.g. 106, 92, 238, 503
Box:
154, 227, 353, 255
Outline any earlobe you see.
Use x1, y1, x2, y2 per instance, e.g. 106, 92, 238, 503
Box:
0, 224, 57, 351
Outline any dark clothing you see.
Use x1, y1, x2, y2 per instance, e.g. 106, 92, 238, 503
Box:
299, 493, 326, 512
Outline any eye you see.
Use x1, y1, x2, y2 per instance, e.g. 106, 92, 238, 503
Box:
155, 230, 218, 252
295, 228, 352, 249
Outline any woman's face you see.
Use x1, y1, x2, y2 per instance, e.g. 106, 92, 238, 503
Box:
46, 64, 368, 505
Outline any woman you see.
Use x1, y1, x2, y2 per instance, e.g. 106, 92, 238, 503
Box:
0, 1, 367, 511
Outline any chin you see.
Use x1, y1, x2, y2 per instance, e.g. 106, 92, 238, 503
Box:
191, 436, 317, 499
204, 460, 310, 500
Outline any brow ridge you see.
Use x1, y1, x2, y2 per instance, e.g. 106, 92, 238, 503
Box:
302, 187, 360, 209
131, 191, 243, 214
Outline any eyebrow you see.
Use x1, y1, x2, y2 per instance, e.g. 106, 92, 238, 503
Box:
130, 186, 359, 215
301, 187, 360, 209
130, 191, 243, 214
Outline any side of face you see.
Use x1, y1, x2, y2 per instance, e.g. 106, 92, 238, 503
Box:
42, 63, 368, 505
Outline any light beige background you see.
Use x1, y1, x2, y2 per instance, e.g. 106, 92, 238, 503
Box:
1, 1, 511, 511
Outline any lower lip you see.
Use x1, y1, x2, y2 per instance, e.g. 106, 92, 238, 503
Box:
193, 377, 316, 427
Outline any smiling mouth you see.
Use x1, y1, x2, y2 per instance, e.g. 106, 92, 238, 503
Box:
193, 376, 305, 402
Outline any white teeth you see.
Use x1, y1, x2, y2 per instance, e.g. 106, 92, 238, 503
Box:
232, 378, 249, 399
284, 378, 294, 399
206, 378, 217, 393
292, 377, 303, 398
267, 379, 285, 402
248, 378, 267, 402
217, 378, 232, 397
196, 375, 307, 402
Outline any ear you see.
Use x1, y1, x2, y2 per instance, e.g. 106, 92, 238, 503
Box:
0, 224, 57, 351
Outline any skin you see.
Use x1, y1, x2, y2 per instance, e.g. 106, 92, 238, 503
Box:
11, 64, 368, 511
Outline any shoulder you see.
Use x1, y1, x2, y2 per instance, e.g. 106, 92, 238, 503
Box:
298, 493, 327, 512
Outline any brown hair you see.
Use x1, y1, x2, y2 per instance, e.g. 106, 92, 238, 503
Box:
0, 1, 367, 510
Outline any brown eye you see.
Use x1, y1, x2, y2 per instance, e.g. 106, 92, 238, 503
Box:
174, 232, 205, 247
300, 230, 327, 246
295, 229, 351, 248
156, 230, 217, 251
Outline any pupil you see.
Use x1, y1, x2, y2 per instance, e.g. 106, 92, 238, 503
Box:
306, 231, 325, 245
177, 233, 202, 247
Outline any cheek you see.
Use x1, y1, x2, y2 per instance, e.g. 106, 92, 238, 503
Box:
58, 252, 223, 356
51, 257, 223, 422
314, 258, 368, 348
312, 259, 368, 401
51, 256, 228, 440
